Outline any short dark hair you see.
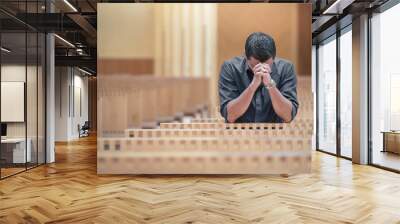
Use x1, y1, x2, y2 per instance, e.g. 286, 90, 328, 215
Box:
245, 32, 276, 62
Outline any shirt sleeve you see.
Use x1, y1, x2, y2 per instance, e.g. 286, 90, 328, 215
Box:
218, 61, 240, 121
278, 63, 299, 122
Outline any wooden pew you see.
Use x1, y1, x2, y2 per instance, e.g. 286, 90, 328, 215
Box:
97, 75, 313, 174
159, 122, 313, 132
98, 75, 210, 136
125, 128, 312, 138
99, 137, 311, 152
191, 117, 225, 123
97, 137, 311, 174
97, 150, 311, 174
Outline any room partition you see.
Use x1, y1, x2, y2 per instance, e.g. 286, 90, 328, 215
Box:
0, 1, 47, 179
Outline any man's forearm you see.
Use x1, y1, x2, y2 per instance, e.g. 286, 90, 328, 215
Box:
226, 83, 258, 123
268, 87, 293, 122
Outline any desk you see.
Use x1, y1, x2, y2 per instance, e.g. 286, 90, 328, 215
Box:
382, 131, 400, 155
1, 138, 31, 163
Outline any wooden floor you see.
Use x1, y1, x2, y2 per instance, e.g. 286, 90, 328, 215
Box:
1, 135, 400, 224
1, 167, 26, 178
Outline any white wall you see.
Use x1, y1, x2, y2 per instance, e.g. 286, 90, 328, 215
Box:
71, 73, 89, 138
55, 67, 69, 141
1, 65, 26, 130
1, 65, 34, 137
1, 64, 46, 164
55, 67, 89, 141
1, 65, 26, 81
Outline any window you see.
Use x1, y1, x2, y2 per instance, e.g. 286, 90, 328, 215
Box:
370, 3, 400, 171
317, 36, 337, 154
340, 28, 352, 158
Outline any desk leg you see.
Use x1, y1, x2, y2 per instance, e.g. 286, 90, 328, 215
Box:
382, 133, 386, 153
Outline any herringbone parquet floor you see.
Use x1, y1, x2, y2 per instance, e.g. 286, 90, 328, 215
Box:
1, 135, 400, 224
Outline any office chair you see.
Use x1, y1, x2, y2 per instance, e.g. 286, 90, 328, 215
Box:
79, 121, 90, 138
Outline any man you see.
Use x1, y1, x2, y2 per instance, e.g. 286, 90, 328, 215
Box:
218, 32, 298, 123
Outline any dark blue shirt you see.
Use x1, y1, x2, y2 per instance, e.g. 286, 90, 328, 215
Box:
218, 56, 298, 123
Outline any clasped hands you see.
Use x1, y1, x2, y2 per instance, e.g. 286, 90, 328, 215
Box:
250, 63, 272, 89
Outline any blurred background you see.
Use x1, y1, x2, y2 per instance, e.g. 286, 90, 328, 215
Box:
97, 3, 312, 135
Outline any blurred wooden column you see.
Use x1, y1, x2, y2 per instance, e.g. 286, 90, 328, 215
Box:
204, 4, 217, 78
171, 4, 182, 77
181, 4, 192, 77
154, 4, 164, 76
203, 4, 218, 112
163, 4, 172, 76
192, 4, 203, 77
153, 4, 217, 111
